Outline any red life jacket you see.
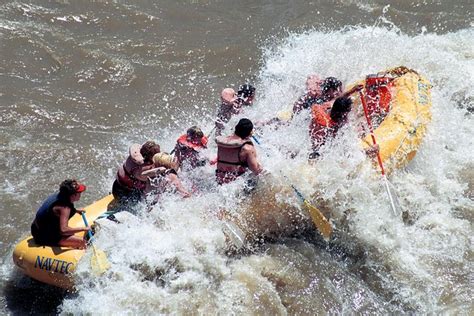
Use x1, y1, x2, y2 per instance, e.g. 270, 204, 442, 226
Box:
176, 134, 208, 149
175, 134, 208, 168
309, 105, 338, 149
215, 136, 253, 184
365, 75, 393, 117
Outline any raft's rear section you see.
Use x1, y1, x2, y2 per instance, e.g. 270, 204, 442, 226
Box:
12, 195, 116, 289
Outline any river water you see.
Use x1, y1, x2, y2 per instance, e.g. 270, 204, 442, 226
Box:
1, 0, 473, 314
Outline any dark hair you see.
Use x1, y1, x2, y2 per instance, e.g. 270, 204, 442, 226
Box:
141, 141, 161, 163
186, 126, 204, 139
59, 179, 78, 198
237, 84, 256, 99
322, 77, 342, 93
330, 97, 352, 121
235, 118, 253, 138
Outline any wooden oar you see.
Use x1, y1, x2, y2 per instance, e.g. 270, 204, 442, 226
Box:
251, 136, 332, 239
359, 91, 402, 217
81, 212, 110, 275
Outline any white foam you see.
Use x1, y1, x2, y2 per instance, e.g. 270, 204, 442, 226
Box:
61, 26, 474, 314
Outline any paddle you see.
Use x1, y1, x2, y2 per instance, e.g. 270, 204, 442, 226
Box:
251, 135, 333, 239
206, 126, 217, 139
81, 212, 110, 275
221, 220, 246, 250
359, 91, 402, 217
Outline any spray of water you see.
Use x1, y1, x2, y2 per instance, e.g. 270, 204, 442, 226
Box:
57, 25, 474, 314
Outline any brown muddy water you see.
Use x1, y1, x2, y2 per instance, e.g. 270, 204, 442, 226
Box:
1, 1, 473, 314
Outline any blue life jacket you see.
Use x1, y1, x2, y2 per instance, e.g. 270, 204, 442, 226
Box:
32, 193, 76, 244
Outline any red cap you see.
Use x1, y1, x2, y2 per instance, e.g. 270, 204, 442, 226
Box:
75, 183, 87, 193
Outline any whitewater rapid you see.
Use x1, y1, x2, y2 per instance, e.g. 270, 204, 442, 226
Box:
51, 26, 474, 314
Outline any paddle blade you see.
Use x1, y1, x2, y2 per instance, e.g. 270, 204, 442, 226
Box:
382, 176, 402, 217
221, 220, 246, 250
303, 200, 333, 239
90, 246, 110, 275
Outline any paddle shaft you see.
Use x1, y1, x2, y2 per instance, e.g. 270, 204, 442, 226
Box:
252, 134, 304, 202
359, 91, 386, 176
253, 135, 311, 201
206, 125, 216, 139
81, 212, 111, 273
290, 184, 305, 203
382, 175, 398, 214
81, 213, 94, 240
251, 135, 332, 238
251, 135, 261, 145
359, 91, 399, 216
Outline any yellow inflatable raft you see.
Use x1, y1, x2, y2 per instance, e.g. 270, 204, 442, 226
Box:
356, 66, 432, 174
12, 195, 115, 289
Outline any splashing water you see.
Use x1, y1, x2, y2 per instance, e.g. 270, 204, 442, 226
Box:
47, 26, 474, 314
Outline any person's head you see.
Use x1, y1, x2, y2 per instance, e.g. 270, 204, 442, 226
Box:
237, 84, 256, 105
59, 179, 86, 202
330, 96, 352, 122
186, 126, 207, 147
221, 88, 238, 106
153, 152, 178, 170
305, 75, 323, 97
234, 118, 254, 139
141, 141, 161, 163
186, 126, 205, 145
321, 77, 343, 101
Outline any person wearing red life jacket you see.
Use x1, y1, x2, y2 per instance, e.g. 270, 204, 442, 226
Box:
215, 118, 262, 185
174, 126, 208, 170
309, 84, 379, 159
112, 141, 161, 203
309, 96, 353, 158
293, 77, 365, 117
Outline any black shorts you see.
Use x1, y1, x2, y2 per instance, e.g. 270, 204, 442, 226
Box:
112, 180, 142, 203
31, 222, 60, 246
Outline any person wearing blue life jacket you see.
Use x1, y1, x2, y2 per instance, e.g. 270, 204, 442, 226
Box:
31, 179, 91, 249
